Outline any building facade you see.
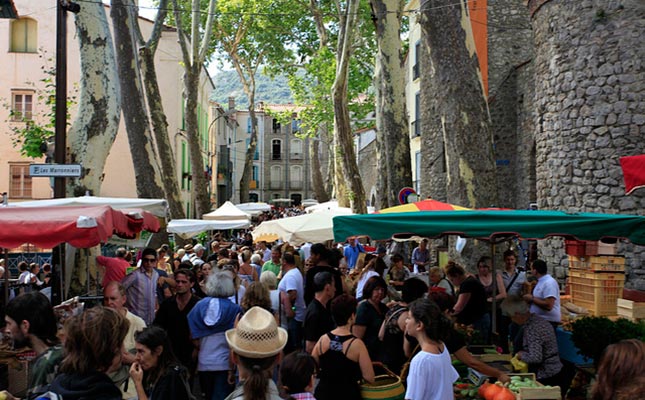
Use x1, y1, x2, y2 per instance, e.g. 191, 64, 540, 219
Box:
231, 103, 314, 205
0, 1, 215, 218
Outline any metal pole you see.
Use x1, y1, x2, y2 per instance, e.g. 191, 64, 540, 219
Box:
54, 0, 68, 199
3, 248, 8, 308
491, 241, 497, 336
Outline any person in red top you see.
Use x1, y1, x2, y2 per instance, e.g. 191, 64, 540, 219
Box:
97, 247, 130, 288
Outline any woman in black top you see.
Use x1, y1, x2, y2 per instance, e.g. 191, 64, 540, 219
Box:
378, 278, 428, 375
444, 261, 489, 341
312, 294, 374, 400
130, 326, 193, 400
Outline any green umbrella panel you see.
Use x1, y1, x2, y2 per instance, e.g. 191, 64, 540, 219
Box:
332, 210, 645, 245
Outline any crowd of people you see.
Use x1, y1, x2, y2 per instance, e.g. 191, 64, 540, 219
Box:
1, 234, 643, 399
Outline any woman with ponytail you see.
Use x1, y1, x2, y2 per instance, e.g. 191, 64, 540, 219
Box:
404, 298, 459, 400
224, 307, 288, 400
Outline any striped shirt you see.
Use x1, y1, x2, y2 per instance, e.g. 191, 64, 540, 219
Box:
122, 267, 159, 325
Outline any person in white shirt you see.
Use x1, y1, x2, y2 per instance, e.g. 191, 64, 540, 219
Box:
278, 252, 306, 353
523, 259, 561, 328
404, 298, 459, 400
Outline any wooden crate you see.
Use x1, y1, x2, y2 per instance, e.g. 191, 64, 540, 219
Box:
617, 298, 645, 321
509, 373, 562, 400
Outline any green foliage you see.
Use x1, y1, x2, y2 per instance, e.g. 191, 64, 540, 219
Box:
210, 70, 294, 108
570, 316, 645, 365
2, 55, 76, 158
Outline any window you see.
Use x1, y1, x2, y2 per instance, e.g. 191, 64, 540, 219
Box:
413, 41, 420, 80
249, 193, 259, 202
291, 119, 300, 133
412, 92, 420, 137
270, 165, 282, 181
247, 117, 252, 133
252, 165, 259, 186
290, 139, 303, 159
290, 165, 303, 189
272, 119, 281, 133
272, 139, 282, 160
415, 151, 421, 194
11, 91, 34, 121
10, 163, 32, 199
10, 18, 37, 53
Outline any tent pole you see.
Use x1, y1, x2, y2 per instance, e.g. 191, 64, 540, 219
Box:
85, 248, 90, 295
3, 248, 8, 307
491, 241, 497, 337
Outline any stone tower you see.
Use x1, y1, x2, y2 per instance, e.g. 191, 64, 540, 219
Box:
528, 0, 645, 288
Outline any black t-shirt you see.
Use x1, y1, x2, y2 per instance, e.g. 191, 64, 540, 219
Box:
304, 298, 335, 343
456, 276, 487, 325
304, 265, 343, 305
153, 295, 200, 368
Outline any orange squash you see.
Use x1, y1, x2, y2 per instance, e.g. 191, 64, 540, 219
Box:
483, 383, 504, 400
493, 387, 516, 400
478, 382, 491, 398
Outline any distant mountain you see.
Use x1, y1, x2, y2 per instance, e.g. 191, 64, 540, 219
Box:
210, 70, 294, 108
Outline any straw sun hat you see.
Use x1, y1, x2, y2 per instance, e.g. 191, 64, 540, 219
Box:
226, 307, 287, 358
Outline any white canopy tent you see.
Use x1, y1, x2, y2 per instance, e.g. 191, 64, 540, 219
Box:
252, 209, 352, 246
236, 202, 271, 217
167, 218, 251, 239
10, 195, 168, 217
301, 198, 319, 207
305, 200, 353, 215
202, 201, 251, 221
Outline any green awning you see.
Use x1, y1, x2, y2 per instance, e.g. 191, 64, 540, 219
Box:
332, 210, 645, 245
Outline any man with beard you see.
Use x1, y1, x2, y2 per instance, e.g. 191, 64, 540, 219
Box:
153, 268, 200, 374
2, 292, 63, 399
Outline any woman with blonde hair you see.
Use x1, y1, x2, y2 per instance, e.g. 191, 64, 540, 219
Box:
238, 250, 258, 285
592, 339, 645, 400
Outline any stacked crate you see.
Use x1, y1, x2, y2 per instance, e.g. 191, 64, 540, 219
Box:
566, 240, 625, 316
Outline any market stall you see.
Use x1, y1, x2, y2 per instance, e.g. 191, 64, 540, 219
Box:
235, 202, 271, 217
202, 201, 252, 221
167, 218, 251, 239
253, 209, 352, 246
333, 209, 645, 244
0, 205, 160, 303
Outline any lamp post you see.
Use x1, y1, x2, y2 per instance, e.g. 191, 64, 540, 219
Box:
54, 0, 80, 198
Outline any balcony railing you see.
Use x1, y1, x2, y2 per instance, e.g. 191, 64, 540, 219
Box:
269, 181, 283, 190
290, 152, 303, 160
271, 152, 283, 160
289, 180, 303, 190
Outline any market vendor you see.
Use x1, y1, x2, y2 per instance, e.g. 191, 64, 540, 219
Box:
500, 295, 568, 395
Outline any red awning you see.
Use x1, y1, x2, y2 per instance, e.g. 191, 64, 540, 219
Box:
0, 205, 158, 249
620, 155, 645, 195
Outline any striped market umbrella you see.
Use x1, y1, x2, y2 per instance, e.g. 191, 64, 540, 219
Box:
376, 199, 471, 214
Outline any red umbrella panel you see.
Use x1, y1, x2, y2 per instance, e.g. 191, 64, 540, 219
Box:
0, 205, 157, 249
376, 199, 471, 213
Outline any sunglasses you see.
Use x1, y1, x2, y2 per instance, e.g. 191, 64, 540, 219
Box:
142, 258, 157, 263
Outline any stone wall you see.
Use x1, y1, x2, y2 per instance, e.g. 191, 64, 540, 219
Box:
529, 0, 645, 289
487, 0, 534, 96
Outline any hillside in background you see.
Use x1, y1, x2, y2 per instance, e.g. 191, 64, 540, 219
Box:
211, 70, 294, 108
